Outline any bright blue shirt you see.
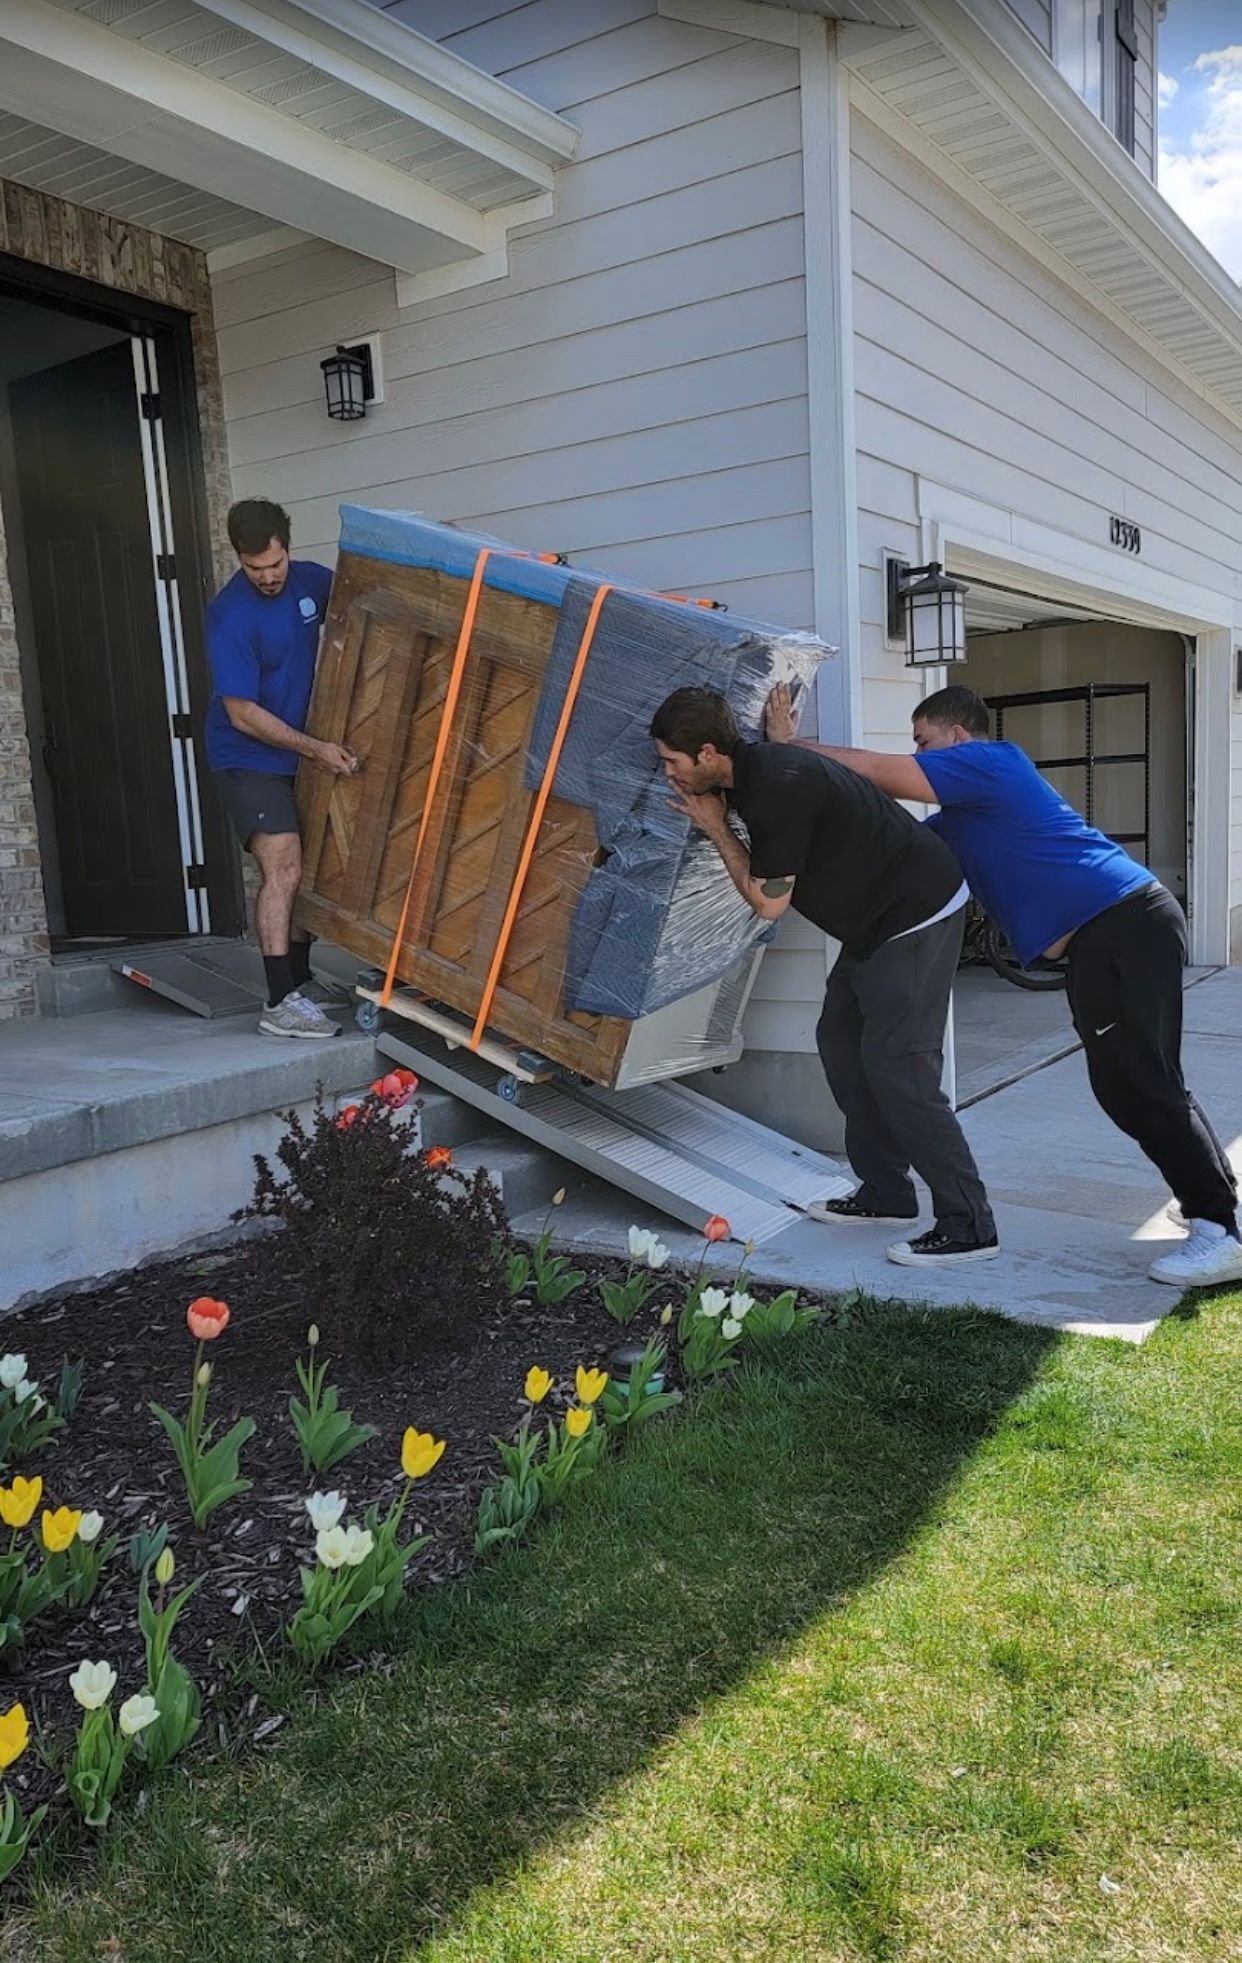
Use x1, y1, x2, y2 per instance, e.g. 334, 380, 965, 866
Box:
918, 740, 1153, 964
204, 560, 333, 775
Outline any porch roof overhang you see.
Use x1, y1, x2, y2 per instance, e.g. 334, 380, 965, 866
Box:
750, 0, 1242, 429
0, 0, 579, 282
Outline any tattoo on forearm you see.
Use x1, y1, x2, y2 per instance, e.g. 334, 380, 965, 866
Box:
760, 876, 794, 898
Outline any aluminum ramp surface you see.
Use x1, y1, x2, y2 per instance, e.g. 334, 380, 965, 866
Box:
112, 946, 267, 1018
377, 1031, 849, 1245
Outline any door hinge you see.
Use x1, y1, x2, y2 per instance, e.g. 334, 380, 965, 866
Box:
140, 391, 161, 421
170, 712, 193, 739
186, 864, 208, 891
156, 552, 176, 582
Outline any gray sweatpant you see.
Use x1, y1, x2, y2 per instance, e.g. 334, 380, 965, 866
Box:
815, 909, 995, 1242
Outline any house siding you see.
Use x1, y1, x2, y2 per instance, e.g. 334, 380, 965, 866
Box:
217, 0, 827, 1054
850, 115, 1242, 923
1003, 0, 1052, 56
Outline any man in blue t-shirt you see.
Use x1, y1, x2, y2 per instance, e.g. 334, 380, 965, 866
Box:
767, 680, 1239, 1290
205, 498, 357, 1039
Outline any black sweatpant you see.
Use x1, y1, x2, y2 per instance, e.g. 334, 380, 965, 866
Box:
1065, 883, 1237, 1232
816, 908, 995, 1243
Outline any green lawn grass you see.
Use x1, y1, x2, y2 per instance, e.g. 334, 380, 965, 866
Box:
11, 1293, 1242, 1963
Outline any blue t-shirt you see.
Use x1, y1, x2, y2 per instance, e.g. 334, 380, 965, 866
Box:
918, 741, 1152, 964
204, 560, 333, 775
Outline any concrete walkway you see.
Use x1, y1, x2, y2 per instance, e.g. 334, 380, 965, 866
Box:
527, 968, 1242, 1345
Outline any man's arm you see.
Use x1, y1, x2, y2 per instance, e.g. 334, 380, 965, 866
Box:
221, 698, 357, 776
670, 789, 793, 922
763, 682, 937, 804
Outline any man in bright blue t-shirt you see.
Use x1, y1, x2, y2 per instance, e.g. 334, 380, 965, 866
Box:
205, 497, 357, 1039
766, 681, 1239, 1291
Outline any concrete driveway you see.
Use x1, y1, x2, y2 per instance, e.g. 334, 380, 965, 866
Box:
543, 967, 1242, 1344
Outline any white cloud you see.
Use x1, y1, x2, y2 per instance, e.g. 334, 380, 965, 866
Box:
1158, 45, 1242, 282
1157, 71, 1179, 108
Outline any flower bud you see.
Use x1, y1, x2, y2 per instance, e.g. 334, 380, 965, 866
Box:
552, 1187, 566, 1206
154, 1547, 175, 1586
659, 1304, 674, 1326
308, 1324, 320, 1349
196, 1362, 212, 1390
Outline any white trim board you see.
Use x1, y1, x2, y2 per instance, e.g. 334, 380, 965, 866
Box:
917, 482, 1238, 634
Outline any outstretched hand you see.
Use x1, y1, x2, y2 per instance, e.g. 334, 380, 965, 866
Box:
765, 682, 800, 743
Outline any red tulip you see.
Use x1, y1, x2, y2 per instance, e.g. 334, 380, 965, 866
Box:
392, 1067, 419, 1091
703, 1215, 731, 1243
335, 1104, 361, 1131
424, 1146, 453, 1171
369, 1071, 414, 1110
186, 1297, 230, 1341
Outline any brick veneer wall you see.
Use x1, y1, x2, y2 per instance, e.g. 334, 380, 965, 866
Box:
0, 179, 233, 1018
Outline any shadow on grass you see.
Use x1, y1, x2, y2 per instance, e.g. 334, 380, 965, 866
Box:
23, 1301, 1059, 1962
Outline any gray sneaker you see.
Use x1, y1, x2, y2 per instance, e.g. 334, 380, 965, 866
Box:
258, 991, 340, 1040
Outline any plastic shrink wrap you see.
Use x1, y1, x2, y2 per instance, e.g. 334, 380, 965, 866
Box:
293, 506, 834, 1089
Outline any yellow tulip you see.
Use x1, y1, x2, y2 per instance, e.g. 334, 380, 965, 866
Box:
565, 1406, 592, 1439
575, 1365, 608, 1407
401, 1427, 446, 1480
524, 1366, 553, 1404
41, 1507, 82, 1554
0, 1703, 28, 1772
0, 1476, 43, 1531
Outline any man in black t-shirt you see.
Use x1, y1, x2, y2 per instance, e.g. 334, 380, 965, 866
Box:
650, 686, 997, 1266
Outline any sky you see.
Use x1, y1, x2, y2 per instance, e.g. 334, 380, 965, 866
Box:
1157, 1, 1242, 280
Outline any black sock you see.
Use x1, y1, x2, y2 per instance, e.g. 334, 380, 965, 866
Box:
264, 954, 295, 1008
289, 939, 313, 990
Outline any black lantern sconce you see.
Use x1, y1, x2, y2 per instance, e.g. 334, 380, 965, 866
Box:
886, 558, 969, 668
320, 342, 376, 422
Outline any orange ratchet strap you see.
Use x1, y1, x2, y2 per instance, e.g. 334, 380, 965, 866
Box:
379, 547, 491, 1006
468, 583, 612, 1051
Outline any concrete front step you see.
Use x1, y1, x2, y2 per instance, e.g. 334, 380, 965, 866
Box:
450, 1131, 585, 1226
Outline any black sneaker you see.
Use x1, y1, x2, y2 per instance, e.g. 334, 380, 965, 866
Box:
806, 1193, 919, 1226
887, 1228, 1000, 1267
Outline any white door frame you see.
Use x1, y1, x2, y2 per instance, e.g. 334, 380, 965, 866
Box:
917, 488, 1236, 967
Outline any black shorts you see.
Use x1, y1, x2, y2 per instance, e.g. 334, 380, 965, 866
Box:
215, 770, 299, 849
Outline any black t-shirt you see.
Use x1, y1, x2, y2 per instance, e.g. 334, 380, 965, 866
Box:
729, 742, 963, 959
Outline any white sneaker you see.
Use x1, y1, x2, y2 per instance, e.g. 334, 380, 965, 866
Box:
1149, 1219, 1242, 1288
258, 991, 340, 1040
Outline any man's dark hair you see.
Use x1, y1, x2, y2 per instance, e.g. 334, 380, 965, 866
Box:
914, 685, 990, 737
228, 497, 291, 556
649, 686, 740, 758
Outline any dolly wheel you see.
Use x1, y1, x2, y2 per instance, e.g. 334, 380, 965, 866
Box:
497, 1073, 524, 1105
355, 1000, 381, 1033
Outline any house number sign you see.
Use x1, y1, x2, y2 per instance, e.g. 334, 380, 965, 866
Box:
1110, 515, 1141, 554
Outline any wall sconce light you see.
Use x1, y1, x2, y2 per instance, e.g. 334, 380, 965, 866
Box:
320, 342, 375, 422
886, 558, 969, 667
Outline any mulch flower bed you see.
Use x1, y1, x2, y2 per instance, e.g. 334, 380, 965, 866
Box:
0, 1227, 665, 1824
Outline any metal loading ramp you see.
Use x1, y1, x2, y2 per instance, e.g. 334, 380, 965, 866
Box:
377, 1031, 849, 1245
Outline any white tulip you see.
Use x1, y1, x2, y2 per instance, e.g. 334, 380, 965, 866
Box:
118, 1694, 160, 1738
14, 1379, 38, 1405
646, 1237, 671, 1271
722, 1318, 743, 1340
342, 1524, 374, 1568
627, 1226, 653, 1262
77, 1511, 104, 1545
316, 1526, 349, 1570
698, 1287, 728, 1319
729, 1293, 755, 1319
0, 1354, 27, 1391
69, 1660, 117, 1710
305, 1491, 347, 1534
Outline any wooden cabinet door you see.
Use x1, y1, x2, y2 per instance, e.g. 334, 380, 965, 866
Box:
295, 556, 629, 1084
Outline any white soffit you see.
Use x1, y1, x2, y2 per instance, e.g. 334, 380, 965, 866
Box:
835, 0, 1242, 426
0, 0, 579, 280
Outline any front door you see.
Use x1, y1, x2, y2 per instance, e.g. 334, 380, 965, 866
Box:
11, 339, 196, 937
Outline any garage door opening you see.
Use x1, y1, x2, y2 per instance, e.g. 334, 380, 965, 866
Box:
946, 578, 1192, 1103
